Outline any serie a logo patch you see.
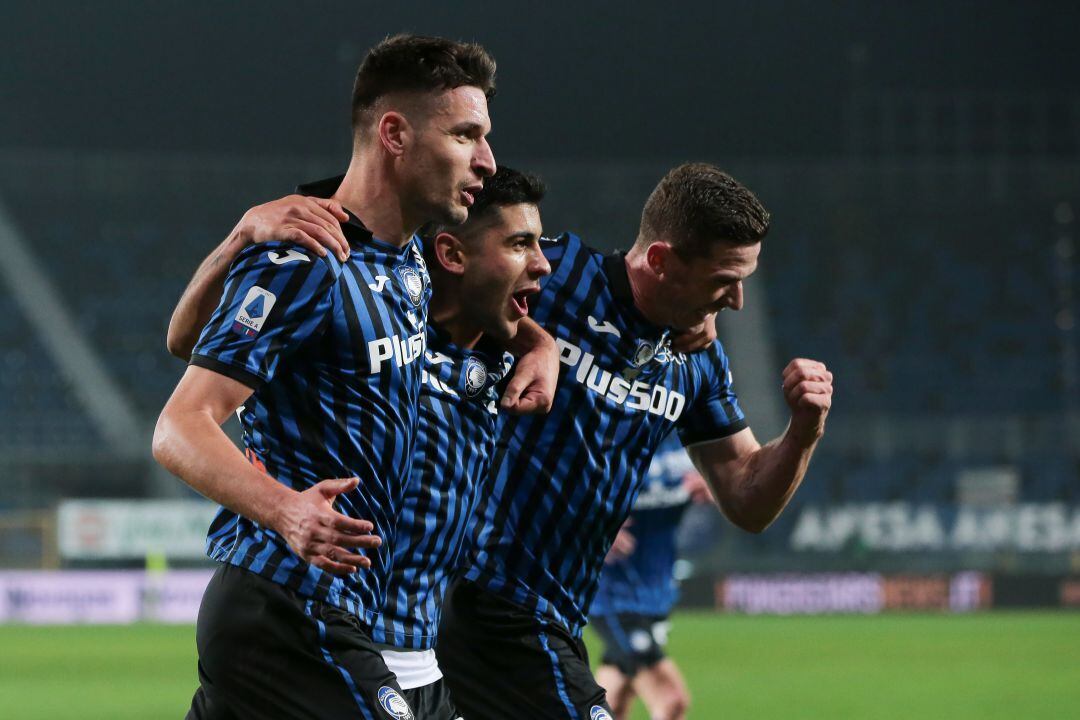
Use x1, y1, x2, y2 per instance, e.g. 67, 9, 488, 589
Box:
231, 286, 277, 338
590, 706, 614, 720
376, 686, 413, 719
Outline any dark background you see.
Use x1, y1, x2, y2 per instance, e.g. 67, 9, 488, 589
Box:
5, 1, 1078, 160
1, 2, 1077, 580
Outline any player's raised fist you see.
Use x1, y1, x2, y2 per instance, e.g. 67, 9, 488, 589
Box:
273, 477, 382, 575
780, 358, 832, 445
233, 194, 351, 262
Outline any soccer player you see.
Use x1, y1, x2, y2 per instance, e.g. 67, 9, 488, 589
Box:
370, 167, 549, 718
169, 166, 553, 719
153, 35, 553, 719
436, 163, 834, 719
591, 431, 714, 720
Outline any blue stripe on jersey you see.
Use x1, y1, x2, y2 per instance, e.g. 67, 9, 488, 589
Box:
592, 433, 694, 617
371, 322, 509, 649
537, 618, 580, 720
191, 187, 432, 628
462, 233, 747, 635
304, 600, 377, 720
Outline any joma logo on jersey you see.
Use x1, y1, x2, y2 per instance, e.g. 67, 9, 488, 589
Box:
368, 331, 426, 374
557, 339, 686, 420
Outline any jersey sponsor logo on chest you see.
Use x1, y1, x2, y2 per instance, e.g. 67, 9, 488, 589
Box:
557, 338, 686, 420
368, 331, 426, 374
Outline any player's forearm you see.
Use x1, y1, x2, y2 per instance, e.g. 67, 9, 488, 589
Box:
166, 231, 246, 361
711, 425, 820, 533
152, 406, 293, 530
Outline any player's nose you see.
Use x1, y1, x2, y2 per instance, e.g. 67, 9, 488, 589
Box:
473, 137, 496, 178
726, 281, 744, 311
529, 247, 552, 278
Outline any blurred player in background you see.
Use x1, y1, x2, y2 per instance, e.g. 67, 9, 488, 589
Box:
591, 432, 715, 720
439, 163, 833, 719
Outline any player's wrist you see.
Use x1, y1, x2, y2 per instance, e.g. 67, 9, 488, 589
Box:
785, 414, 825, 449
224, 224, 254, 257
260, 481, 301, 535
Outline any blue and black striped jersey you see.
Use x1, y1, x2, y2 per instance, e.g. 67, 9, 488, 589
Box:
190, 178, 431, 627
592, 431, 695, 617
462, 232, 747, 635
371, 322, 509, 649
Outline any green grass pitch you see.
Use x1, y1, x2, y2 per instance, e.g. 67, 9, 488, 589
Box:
1, 612, 1077, 719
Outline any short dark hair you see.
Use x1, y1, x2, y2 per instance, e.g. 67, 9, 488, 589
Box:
421, 165, 545, 241
637, 163, 770, 257
468, 165, 545, 221
351, 34, 497, 131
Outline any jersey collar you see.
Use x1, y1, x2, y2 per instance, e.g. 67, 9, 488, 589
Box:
426, 319, 505, 367
602, 250, 671, 336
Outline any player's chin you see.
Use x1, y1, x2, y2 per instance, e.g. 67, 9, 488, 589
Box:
488, 312, 520, 342
439, 202, 470, 226
668, 315, 702, 333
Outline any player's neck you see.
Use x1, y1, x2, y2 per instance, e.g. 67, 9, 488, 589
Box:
429, 291, 483, 349
623, 248, 670, 327
332, 154, 419, 247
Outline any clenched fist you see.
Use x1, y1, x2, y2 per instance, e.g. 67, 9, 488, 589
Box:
781, 358, 832, 446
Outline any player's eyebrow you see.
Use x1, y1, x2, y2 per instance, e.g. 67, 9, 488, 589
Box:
449, 120, 487, 135
505, 231, 538, 242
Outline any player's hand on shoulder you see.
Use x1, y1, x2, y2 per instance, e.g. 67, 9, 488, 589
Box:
781, 358, 832, 446
233, 195, 351, 262
274, 477, 382, 575
500, 329, 559, 415
670, 313, 717, 354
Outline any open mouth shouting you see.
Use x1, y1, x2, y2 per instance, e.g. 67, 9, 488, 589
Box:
509, 284, 541, 318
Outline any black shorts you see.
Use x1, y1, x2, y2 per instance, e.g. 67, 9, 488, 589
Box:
590, 611, 669, 677
187, 563, 413, 720
401, 678, 461, 720
436, 579, 614, 720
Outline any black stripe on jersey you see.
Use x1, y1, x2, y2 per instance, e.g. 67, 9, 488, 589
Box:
484, 241, 600, 540
190, 354, 262, 389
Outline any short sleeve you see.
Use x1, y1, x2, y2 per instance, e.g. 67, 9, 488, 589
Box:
189, 242, 339, 389
676, 341, 749, 446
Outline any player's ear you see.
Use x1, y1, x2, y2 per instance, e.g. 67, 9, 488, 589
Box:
377, 111, 410, 157
433, 231, 467, 276
645, 241, 673, 278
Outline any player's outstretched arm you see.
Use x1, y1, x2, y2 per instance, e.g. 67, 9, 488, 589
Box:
688, 358, 832, 533
499, 317, 559, 414
152, 366, 381, 574
166, 195, 349, 360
